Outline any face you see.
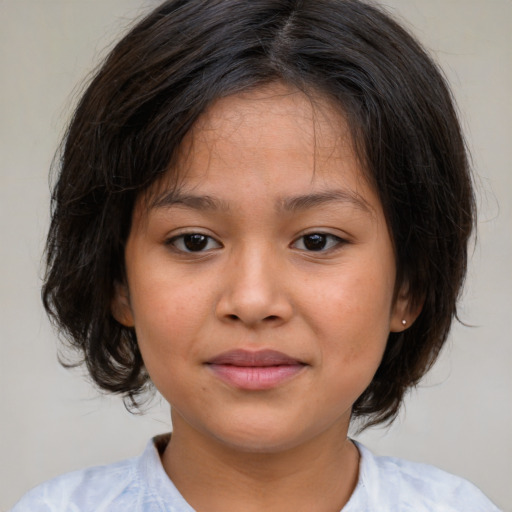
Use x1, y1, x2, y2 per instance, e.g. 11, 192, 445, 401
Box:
114, 83, 410, 454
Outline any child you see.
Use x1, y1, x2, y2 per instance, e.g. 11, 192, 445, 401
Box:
12, 0, 501, 510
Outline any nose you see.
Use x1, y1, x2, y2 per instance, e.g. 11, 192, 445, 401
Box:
215, 245, 294, 327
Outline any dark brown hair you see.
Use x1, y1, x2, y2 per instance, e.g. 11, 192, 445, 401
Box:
43, 0, 475, 428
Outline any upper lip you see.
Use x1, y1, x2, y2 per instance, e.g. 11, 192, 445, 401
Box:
207, 349, 304, 367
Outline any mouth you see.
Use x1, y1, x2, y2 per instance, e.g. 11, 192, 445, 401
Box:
205, 349, 308, 391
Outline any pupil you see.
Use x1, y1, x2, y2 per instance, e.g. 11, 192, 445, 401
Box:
304, 234, 326, 251
184, 234, 207, 251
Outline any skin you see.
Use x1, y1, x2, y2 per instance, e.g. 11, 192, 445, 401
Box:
113, 82, 414, 512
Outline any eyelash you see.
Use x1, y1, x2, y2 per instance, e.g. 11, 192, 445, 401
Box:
291, 233, 346, 252
166, 233, 222, 253
166, 232, 346, 254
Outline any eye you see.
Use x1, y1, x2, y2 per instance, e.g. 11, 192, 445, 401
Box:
292, 233, 344, 252
167, 233, 221, 252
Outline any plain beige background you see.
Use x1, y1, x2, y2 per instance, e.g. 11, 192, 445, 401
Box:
1, 1, 510, 510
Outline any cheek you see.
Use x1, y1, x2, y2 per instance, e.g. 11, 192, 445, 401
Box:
129, 275, 210, 369
133, 299, 199, 405
313, 266, 394, 334
308, 261, 394, 371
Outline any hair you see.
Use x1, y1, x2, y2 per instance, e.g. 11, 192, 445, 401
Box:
43, 0, 475, 428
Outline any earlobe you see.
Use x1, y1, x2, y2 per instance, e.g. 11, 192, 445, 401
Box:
390, 286, 423, 333
111, 282, 135, 327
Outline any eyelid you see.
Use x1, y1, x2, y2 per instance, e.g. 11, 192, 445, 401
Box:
165, 231, 223, 253
291, 231, 349, 252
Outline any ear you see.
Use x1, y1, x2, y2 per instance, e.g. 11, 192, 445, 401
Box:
111, 281, 135, 327
389, 283, 423, 332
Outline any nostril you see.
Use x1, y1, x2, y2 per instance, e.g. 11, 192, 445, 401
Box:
224, 313, 280, 323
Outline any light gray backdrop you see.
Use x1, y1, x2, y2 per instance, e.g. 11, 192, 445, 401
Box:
1, 1, 510, 510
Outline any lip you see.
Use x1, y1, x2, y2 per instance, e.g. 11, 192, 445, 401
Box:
206, 349, 307, 390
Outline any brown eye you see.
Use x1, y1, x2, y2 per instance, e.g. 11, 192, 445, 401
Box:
303, 234, 328, 251
168, 233, 221, 252
183, 234, 208, 251
292, 233, 344, 252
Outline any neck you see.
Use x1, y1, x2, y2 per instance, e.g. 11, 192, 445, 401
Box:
161, 413, 360, 512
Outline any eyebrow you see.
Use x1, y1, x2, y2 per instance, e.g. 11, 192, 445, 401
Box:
151, 192, 231, 212
277, 189, 372, 214
151, 188, 371, 214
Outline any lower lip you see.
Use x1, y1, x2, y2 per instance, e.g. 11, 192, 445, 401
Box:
207, 364, 306, 390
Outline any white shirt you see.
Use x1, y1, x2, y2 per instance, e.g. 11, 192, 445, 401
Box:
11, 434, 501, 511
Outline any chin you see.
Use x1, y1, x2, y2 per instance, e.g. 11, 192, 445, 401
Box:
216, 432, 306, 454
205, 418, 329, 455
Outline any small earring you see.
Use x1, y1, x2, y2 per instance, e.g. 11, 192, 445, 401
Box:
401, 319, 407, 326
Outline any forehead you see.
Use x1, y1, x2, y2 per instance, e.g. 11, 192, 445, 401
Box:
196, 83, 343, 140
186, 83, 353, 171
146, 82, 375, 211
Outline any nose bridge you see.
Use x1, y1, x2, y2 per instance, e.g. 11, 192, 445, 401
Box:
216, 241, 292, 326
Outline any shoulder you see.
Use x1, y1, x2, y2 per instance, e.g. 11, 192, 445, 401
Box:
10, 435, 193, 512
352, 443, 502, 512
10, 457, 140, 512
